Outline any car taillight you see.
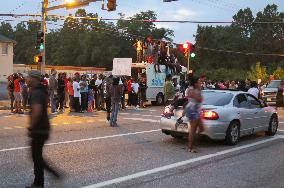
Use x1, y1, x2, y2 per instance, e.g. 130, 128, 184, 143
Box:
202, 110, 219, 120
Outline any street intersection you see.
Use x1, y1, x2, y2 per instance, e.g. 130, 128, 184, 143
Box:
0, 107, 284, 188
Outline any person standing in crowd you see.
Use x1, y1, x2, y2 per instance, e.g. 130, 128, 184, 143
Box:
95, 74, 103, 110
20, 76, 29, 112
248, 81, 260, 99
120, 77, 127, 110
49, 69, 58, 114
13, 73, 23, 114
89, 74, 97, 109
73, 77, 81, 113
87, 85, 95, 112
67, 78, 74, 112
276, 80, 284, 110
79, 75, 88, 112
139, 75, 147, 108
63, 73, 69, 109
164, 74, 175, 105
131, 79, 140, 110
102, 73, 113, 123
7, 75, 15, 113
184, 77, 204, 153
126, 77, 133, 108
26, 70, 62, 188
57, 73, 66, 113
237, 80, 247, 92
110, 77, 123, 127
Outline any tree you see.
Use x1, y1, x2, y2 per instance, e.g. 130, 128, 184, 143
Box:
272, 66, 284, 80
247, 62, 268, 82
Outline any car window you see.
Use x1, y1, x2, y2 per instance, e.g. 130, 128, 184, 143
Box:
202, 91, 233, 106
247, 94, 262, 108
234, 94, 250, 108
266, 80, 281, 88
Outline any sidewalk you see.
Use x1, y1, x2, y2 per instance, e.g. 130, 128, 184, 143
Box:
0, 100, 10, 110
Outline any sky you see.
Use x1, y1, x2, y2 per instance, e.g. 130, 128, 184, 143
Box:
0, 0, 283, 43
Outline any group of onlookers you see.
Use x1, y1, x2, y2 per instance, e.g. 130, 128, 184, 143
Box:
6, 70, 148, 126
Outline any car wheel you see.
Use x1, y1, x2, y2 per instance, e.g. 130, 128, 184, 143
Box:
156, 94, 164, 106
265, 114, 278, 136
171, 134, 183, 139
225, 121, 240, 145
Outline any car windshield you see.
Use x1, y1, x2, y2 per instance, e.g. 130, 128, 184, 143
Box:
266, 81, 281, 88
202, 91, 233, 106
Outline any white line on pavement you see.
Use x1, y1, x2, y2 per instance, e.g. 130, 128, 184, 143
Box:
123, 118, 160, 123
278, 129, 284, 132
0, 129, 160, 153
82, 136, 282, 188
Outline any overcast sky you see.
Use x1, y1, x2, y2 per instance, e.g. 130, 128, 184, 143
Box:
1, 0, 283, 43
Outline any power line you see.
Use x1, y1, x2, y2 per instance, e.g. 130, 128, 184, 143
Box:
198, 46, 284, 57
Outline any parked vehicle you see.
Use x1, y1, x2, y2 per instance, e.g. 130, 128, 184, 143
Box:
131, 63, 186, 105
262, 80, 281, 106
161, 90, 278, 145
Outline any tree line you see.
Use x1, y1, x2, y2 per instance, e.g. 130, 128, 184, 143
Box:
0, 4, 283, 81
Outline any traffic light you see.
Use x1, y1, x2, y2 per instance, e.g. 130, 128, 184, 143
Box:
190, 44, 196, 59
34, 55, 43, 63
35, 31, 44, 51
107, 0, 116, 11
181, 42, 191, 57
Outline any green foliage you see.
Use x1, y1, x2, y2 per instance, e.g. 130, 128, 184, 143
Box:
195, 68, 246, 81
247, 62, 268, 82
273, 66, 284, 80
0, 10, 173, 70
195, 4, 284, 72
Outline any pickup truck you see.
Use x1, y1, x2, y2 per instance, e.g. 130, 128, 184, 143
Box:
262, 80, 281, 106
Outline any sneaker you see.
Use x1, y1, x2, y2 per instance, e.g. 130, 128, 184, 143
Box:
51, 111, 58, 115
106, 120, 110, 124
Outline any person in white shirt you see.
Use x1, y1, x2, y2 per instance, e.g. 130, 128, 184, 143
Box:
248, 81, 259, 99
72, 78, 81, 112
131, 80, 140, 109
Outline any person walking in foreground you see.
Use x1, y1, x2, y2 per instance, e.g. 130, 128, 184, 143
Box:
26, 70, 62, 188
110, 77, 123, 127
184, 77, 204, 153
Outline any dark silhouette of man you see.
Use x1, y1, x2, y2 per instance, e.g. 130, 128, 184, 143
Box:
26, 70, 62, 188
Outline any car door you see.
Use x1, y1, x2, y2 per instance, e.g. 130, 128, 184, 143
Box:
233, 94, 256, 136
246, 94, 269, 132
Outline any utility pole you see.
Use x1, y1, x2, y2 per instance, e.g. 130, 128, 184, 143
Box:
39, 0, 48, 74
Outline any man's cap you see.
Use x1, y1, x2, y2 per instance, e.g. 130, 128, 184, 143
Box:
28, 70, 42, 79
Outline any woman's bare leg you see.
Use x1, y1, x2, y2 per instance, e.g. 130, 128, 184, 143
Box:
188, 120, 198, 152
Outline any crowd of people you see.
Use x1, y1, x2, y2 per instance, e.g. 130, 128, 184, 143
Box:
6, 69, 150, 126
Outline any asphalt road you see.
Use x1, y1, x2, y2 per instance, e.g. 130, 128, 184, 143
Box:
0, 107, 284, 188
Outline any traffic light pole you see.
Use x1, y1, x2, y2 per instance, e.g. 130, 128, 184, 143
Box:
39, 0, 48, 74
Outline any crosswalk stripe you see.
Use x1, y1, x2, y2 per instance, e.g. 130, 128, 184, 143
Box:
14, 126, 24, 129
123, 118, 160, 123
3, 127, 12, 130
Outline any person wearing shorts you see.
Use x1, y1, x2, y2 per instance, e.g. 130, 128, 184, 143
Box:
13, 74, 23, 114
184, 77, 204, 153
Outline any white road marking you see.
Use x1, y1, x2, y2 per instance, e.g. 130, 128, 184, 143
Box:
149, 110, 157, 112
279, 122, 284, 124
120, 113, 130, 115
82, 136, 282, 188
0, 129, 160, 153
278, 129, 284, 132
3, 127, 12, 130
123, 118, 160, 123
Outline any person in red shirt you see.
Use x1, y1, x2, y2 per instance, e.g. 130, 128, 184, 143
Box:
13, 73, 23, 114
126, 77, 133, 107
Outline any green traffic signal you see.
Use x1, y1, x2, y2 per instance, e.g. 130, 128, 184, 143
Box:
190, 52, 196, 58
40, 44, 44, 51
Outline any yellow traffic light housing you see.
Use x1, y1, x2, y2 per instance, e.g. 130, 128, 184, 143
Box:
107, 0, 116, 11
34, 55, 43, 63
